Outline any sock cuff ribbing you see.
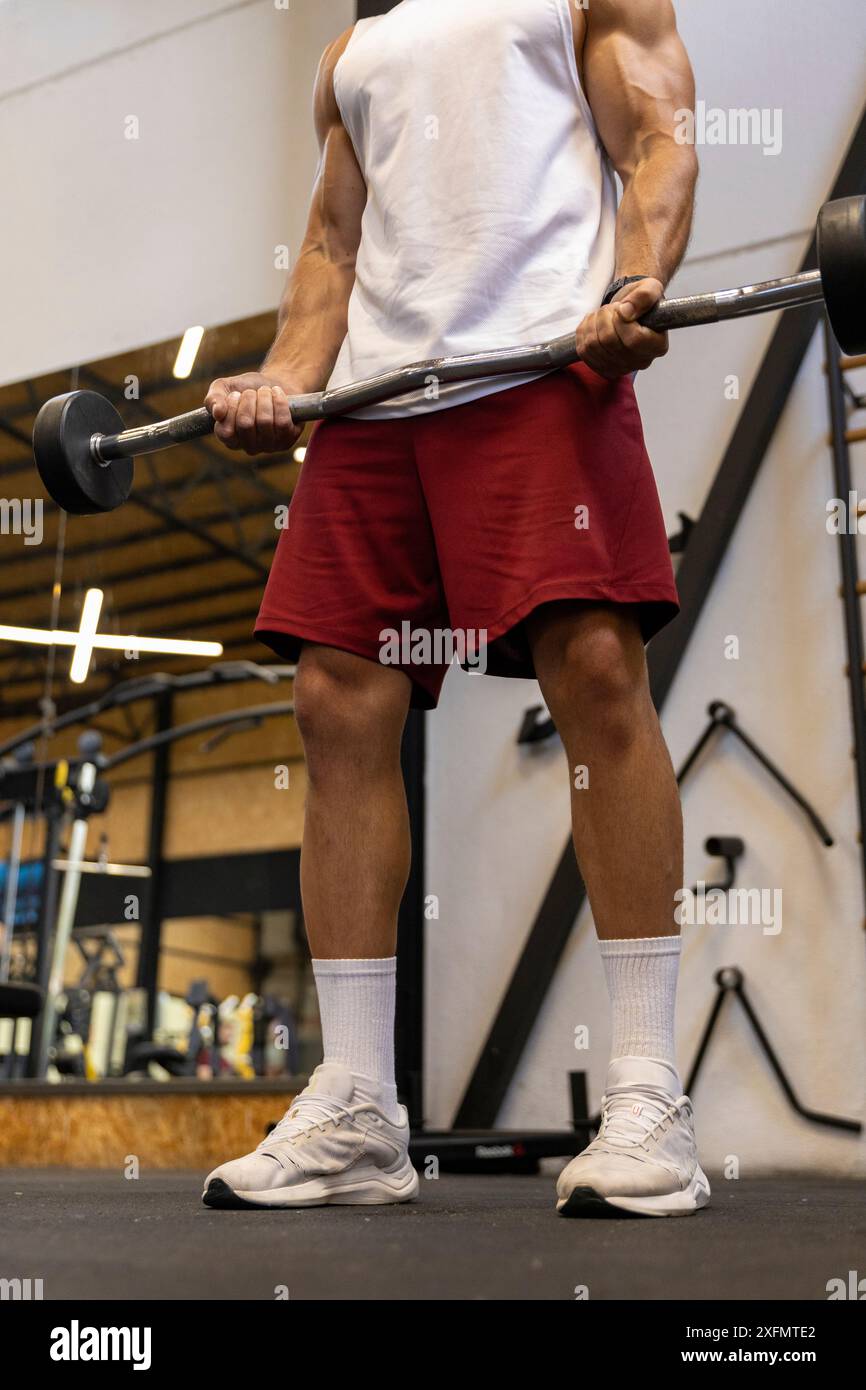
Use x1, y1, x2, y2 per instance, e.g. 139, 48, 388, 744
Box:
312, 957, 396, 974
599, 935, 681, 958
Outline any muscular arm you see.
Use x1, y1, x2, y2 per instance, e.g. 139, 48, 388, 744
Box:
264, 31, 366, 388
584, 0, 697, 285
575, 0, 698, 377
207, 28, 366, 453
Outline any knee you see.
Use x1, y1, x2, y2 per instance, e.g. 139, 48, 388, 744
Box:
550, 627, 648, 751
293, 649, 407, 779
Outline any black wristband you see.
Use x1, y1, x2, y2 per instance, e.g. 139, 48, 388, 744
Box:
601, 275, 649, 307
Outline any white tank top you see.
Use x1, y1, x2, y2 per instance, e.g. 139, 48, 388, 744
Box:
329, 0, 616, 418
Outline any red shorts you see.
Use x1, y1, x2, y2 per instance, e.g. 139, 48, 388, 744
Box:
256, 364, 678, 709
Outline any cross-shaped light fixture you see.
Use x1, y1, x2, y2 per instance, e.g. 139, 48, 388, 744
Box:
0, 588, 223, 684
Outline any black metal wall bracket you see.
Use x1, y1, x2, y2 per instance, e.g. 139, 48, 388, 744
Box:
516, 704, 556, 746
678, 701, 834, 847
691, 835, 745, 894
685, 966, 861, 1134
668, 511, 696, 555
568, 966, 862, 1140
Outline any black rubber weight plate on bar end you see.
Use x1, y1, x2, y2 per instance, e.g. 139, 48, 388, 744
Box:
33, 390, 132, 515
818, 195, 866, 357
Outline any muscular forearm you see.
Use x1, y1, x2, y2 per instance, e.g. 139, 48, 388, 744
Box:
613, 142, 697, 287
263, 244, 355, 395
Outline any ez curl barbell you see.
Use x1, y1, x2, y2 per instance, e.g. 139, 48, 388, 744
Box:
33, 196, 866, 517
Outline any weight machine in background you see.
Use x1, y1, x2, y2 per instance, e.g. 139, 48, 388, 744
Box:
0, 664, 303, 1082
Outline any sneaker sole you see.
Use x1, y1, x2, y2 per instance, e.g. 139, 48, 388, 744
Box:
558, 1168, 711, 1219
202, 1161, 420, 1210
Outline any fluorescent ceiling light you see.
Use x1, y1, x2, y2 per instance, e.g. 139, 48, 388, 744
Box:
173, 325, 205, 380
0, 627, 223, 656
0, 586, 223, 688
69, 587, 103, 684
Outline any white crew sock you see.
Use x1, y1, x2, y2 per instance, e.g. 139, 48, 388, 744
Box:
599, 935, 681, 1073
312, 957, 398, 1115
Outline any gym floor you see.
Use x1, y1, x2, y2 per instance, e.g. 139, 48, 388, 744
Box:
2, 1171, 861, 1301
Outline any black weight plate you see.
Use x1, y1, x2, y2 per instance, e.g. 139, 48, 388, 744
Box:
818, 195, 866, 357
33, 390, 132, 515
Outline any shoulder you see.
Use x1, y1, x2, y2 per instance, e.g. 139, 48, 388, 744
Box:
321, 23, 356, 75
586, 0, 679, 38
314, 26, 356, 134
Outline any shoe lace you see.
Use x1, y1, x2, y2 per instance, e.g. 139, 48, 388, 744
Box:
258, 1093, 353, 1149
595, 1088, 686, 1151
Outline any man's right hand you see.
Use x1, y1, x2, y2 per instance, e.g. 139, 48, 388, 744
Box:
205, 373, 303, 455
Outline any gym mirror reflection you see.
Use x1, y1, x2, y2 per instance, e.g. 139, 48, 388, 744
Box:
0, 313, 320, 1101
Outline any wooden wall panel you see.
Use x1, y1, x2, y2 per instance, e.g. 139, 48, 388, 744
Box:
163, 765, 305, 856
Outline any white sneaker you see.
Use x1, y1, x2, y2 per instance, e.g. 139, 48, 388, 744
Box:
202, 1062, 419, 1209
557, 1057, 711, 1218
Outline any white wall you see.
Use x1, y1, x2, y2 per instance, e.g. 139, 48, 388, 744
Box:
426, 0, 866, 1176
0, 0, 354, 385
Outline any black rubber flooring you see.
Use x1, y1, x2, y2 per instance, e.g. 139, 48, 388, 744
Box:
2, 1171, 862, 1301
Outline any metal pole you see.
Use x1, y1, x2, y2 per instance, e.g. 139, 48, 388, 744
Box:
824, 313, 866, 913
137, 690, 172, 1035
0, 802, 26, 981
35, 761, 97, 1074
396, 711, 426, 1127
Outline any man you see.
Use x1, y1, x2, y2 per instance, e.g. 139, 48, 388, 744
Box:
203, 0, 709, 1218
